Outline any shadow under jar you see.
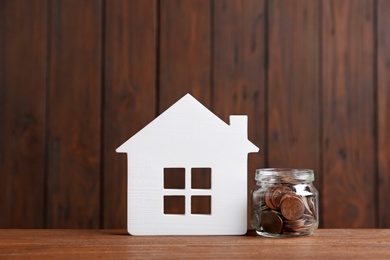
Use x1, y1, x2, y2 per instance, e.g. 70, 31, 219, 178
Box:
251, 168, 319, 237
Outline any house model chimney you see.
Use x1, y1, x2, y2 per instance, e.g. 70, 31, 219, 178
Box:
229, 115, 248, 139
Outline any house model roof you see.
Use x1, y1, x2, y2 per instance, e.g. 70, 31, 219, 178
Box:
116, 93, 259, 154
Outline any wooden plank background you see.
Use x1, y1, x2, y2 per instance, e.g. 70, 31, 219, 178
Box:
46, 0, 102, 228
1, 0, 389, 229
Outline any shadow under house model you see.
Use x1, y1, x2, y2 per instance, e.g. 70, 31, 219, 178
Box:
116, 94, 259, 235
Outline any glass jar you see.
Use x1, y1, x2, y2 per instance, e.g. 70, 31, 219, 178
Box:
251, 168, 319, 237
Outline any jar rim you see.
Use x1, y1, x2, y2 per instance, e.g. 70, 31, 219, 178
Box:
255, 168, 314, 182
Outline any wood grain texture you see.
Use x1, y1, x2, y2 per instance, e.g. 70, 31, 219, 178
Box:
213, 0, 266, 229
0, 0, 47, 228
267, 0, 321, 183
2, 0, 390, 229
159, 0, 212, 215
159, 0, 211, 110
377, 0, 390, 228
0, 229, 390, 259
267, 0, 321, 224
46, 0, 102, 228
322, 0, 376, 227
103, 0, 157, 229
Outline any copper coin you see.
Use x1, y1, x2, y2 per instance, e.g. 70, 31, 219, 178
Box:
265, 187, 278, 210
261, 211, 283, 234
302, 196, 312, 215
284, 218, 305, 230
308, 196, 317, 217
272, 186, 292, 208
279, 191, 299, 207
280, 196, 305, 220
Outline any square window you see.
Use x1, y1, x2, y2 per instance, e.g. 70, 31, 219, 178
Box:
164, 168, 185, 189
191, 196, 211, 215
164, 196, 185, 215
191, 168, 211, 189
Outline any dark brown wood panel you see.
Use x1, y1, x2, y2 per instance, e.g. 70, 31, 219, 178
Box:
267, 0, 321, 222
159, 0, 211, 110
159, 0, 211, 215
378, 0, 390, 228
213, 0, 266, 229
322, 0, 376, 227
103, 0, 157, 228
0, 0, 47, 228
2, 0, 390, 229
267, 0, 321, 176
46, 0, 102, 228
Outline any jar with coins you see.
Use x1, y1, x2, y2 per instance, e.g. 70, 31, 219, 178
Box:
251, 168, 319, 237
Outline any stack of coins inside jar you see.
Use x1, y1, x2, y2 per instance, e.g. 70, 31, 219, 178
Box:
251, 168, 319, 237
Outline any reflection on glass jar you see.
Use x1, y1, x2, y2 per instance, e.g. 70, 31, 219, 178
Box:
251, 168, 319, 237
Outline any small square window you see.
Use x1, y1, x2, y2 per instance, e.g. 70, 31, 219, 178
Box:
164, 168, 185, 189
164, 196, 185, 214
191, 196, 211, 215
191, 168, 211, 189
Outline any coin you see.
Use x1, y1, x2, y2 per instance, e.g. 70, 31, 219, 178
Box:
265, 187, 278, 210
280, 196, 305, 220
272, 185, 292, 208
301, 196, 312, 215
284, 218, 306, 231
256, 184, 317, 235
307, 196, 317, 217
278, 192, 300, 207
261, 211, 283, 234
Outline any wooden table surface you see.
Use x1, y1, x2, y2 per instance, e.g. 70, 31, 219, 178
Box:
0, 229, 389, 259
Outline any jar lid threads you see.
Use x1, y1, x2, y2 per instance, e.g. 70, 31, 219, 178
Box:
255, 168, 314, 183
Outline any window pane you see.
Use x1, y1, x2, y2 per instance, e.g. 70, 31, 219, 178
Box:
164, 196, 185, 214
164, 168, 185, 189
191, 196, 211, 214
191, 168, 211, 189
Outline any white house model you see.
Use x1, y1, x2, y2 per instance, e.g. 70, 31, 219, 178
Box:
116, 93, 259, 235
